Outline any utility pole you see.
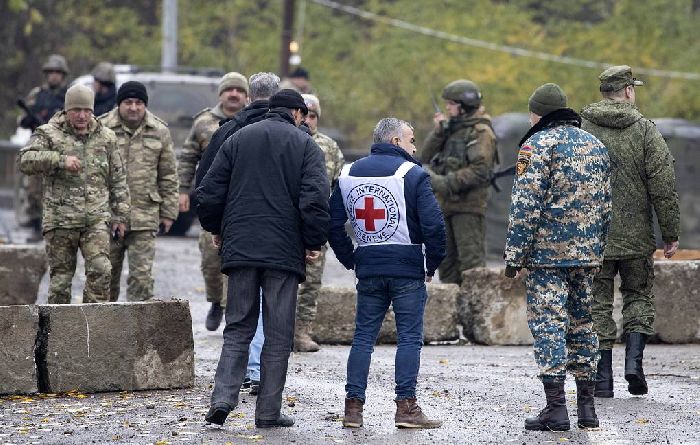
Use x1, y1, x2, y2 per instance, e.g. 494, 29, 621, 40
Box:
279, 0, 295, 78
161, 0, 178, 72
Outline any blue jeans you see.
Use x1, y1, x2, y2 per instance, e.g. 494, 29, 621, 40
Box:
345, 277, 428, 402
246, 297, 264, 381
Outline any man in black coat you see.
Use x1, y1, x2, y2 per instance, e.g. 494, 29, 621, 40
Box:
197, 89, 330, 428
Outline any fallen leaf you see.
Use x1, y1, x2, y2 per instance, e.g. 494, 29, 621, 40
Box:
636, 418, 650, 425
439, 359, 449, 365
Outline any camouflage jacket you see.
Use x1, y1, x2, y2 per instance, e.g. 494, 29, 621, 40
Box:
420, 112, 497, 215
99, 109, 179, 231
178, 103, 228, 192
581, 100, 680, 259
311, 130, 344, 190
504, 112, 611, 268
18, 112, 130, 232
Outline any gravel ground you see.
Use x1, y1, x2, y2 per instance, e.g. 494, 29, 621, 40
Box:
1, 230, 699, 444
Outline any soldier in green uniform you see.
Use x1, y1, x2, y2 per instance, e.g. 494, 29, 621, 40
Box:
18, 84, 130, 303
178, 72, 249, 330
294, 94, 344, 352
581, 66, 681, 397
420, 80, 498, 285
100, 81, 179, 301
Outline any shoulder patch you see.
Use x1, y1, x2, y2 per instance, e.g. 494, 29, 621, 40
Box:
516, 145, 533, 176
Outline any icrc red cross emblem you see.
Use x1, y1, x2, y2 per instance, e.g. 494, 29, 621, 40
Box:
345, 183, 400, 244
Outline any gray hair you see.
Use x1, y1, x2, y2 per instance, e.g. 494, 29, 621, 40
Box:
373, 117, 412, 144
248, 72, 280, 101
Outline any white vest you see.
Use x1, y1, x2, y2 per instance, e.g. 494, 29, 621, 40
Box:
338, 161, 415, 247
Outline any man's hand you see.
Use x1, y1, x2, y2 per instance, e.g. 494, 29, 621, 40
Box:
504, 265, 521, 279
664, 240, 679, 259
111, 222, 126, 241
179, 193, 190, 212
305, 249, 321, 263
425, 275, 433, 283
433, 112, 446, 129
159, 217, 174, 234
427, 169, 448, 195
64, 155, 81, 172
212, 234, 222, 248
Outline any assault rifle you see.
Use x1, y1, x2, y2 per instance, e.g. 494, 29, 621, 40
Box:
17, 99, 43, 132
490, 164, 516, 192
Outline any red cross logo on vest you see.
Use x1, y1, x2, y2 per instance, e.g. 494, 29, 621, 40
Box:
354, 196, 386, 232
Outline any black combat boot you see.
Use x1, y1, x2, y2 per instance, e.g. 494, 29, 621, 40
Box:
576, 380, 599, 428
595, 349, 614, 398
625, 333, 648, 395
525, 380, 570, 431
205, 302, 223, 331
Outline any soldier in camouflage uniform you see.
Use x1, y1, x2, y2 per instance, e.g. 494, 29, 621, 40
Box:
100, 81, 179, 301
178, 72, 249, 330
504, 83, 611, 431
294, 94, 345, 352
18, 84, 130, 304
17, 54, 71, 241
581, 66, 681, 398
420, 80, 498, 285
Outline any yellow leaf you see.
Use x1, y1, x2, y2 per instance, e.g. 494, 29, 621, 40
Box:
636, 418, 650, 425
558, 438, 569, 442
439, 359, 449, 365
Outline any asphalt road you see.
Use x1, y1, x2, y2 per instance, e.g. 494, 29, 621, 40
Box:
1, 233, 699, 444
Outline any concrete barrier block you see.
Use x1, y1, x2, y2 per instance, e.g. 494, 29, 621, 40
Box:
39, 300, 194, 393
0, 305, 39, 394
424, 283, 460, 342
0, 244, 47, 305
653, 260, 700, 343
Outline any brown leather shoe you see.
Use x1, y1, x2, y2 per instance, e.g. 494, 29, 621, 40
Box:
343, 398, 363, 428
293, 322, 320, 352
394, 398, 442, 429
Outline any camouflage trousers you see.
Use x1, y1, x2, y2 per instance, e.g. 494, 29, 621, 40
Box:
526, 267, 599, 381
296, 245, 327, 323
109, 230, 157, 302
199, 231, 225, 306
438, 213, 485, 285
44, 223, 111, 304
16, 173, 43, 225
592, 257, 655, 350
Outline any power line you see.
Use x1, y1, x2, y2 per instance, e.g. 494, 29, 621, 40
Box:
310, 0, 700, 81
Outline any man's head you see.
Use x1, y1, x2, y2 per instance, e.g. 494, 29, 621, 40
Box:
92, 62, 116, 93
117, 81, 148, 127
269, 89, 308, 126
218, 72, 249, 115
442, 79, 482, 117
42, 54, 69, 88
288, 67, 311, 93
528, 83, 567, 127
373, 118, 415, 156
248, 72, 280, 102
599, 65, 643, 104
64, 84, 94, 133
302, 94, 321, 133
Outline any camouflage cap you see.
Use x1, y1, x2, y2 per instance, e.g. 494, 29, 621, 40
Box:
302, 94, 321, 118
599, 65, 644, 92
42, 54, 69, 74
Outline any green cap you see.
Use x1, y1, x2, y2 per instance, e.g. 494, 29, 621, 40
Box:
599, 65, 643, 92
528, 83, 567, 116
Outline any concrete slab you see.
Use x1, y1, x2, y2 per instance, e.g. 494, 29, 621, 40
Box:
0, 305, 39, 394
0, 244, 47, 305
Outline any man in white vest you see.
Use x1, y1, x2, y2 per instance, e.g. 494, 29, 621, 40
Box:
328, 117, 447, 429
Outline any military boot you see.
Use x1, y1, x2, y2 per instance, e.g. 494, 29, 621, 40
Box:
293, 322, 320, 352
525, 380, 570, 431
205, 302, 223, 331
576, 380, 599, 428
625, 333, 648, 395
394, 398, 442, 429
595, 349, 614, 398
343, 398, 364, 428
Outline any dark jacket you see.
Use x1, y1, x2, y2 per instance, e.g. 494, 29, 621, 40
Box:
328, 143, 446, 280
196, 108, 330, 281
194, 99, 270, 189
93, 84, 116, 118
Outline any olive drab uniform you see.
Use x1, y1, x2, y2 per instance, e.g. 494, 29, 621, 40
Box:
296, 130, 344, 324
504, 114, 611, 381
18, 112, 130, 303
420, 111, 497, 284
99, 108, 179, 301
179, 104, 229, 306
581, 100, 681, 349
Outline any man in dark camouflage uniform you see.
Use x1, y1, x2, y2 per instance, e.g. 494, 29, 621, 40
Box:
420, 80, 498, 285
581, 65, 681, 398
505, 83, 611, 431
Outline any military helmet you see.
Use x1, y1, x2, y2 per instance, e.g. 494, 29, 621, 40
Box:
42, 54, 69, 74
92, 62, 116, 84
441, 79, 482, 108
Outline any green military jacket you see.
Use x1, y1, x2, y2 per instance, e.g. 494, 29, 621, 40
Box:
311, 129, 345, 190
420, 112, 498, 216
18, 112, 130, 232
178, 103, 228, 192
581, 99, 680, 259
99, 108, 179, 231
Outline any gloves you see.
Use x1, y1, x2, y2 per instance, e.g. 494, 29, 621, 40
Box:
427, 168, 449, 195
504, 265, 521, 278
